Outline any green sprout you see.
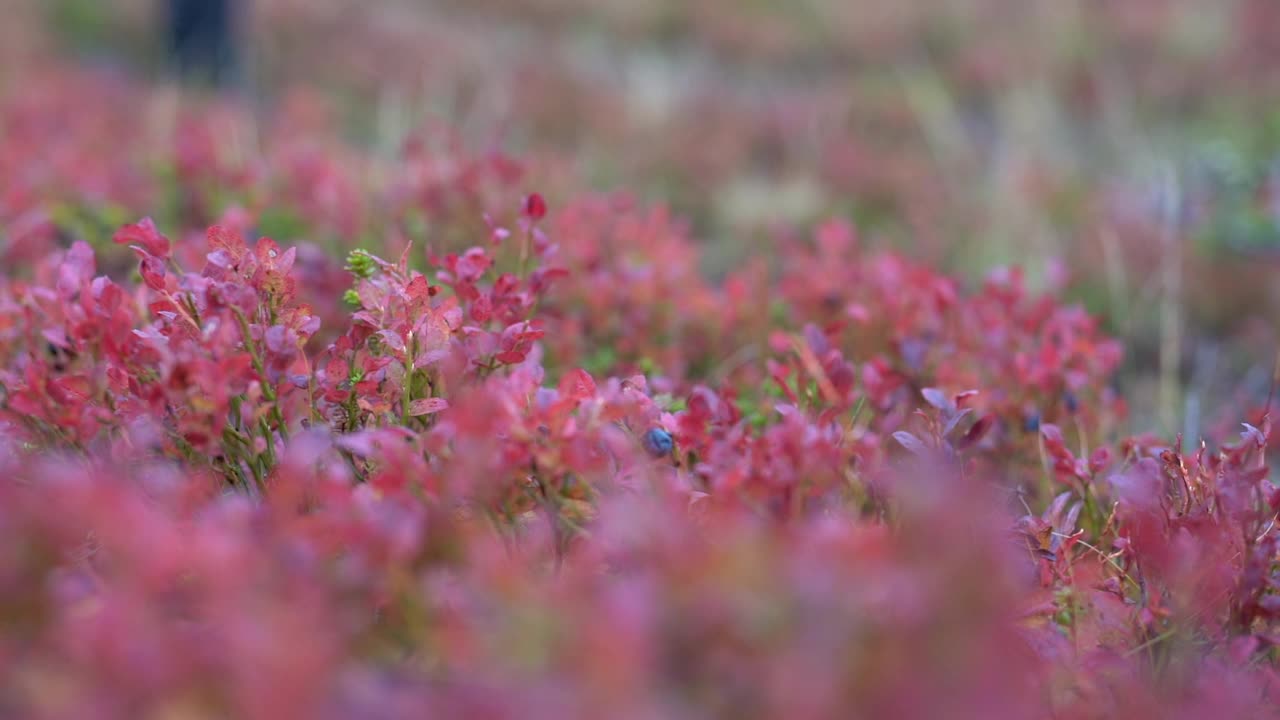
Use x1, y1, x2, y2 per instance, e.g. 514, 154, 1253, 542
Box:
344, 249, 378, 279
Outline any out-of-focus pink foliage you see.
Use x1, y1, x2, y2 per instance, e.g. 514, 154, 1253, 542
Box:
1, 18, 1280, 717
2, 193, 1277, 716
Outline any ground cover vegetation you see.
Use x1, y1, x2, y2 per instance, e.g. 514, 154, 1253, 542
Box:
2, 1, 1280, 717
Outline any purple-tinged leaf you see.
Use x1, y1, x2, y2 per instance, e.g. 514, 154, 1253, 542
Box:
1040, 424, 1066, 450
942, 408, 975, 438
921, 387, 950, 410
893, 431, 929, 456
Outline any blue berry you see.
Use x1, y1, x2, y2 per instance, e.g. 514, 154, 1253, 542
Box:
1063, 391, 1079, 414
642, 428, 674, 457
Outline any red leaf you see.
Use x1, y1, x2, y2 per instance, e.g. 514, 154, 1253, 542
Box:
48, 375, 92, 404
136, 251, 167, 291
405, 275, 432, 301
114, 217, 171, 259
207, 224, 246, 255
413, 310, 451, 352
558, 368, 597, 402
956, 414, 994, 450
524, 193, 547, 221
1088, 447, 1113, 475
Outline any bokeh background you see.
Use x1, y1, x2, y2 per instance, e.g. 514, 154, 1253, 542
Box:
4, 0, 1280, 437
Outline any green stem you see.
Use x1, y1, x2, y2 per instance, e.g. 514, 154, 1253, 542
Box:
232, 306, 290, 443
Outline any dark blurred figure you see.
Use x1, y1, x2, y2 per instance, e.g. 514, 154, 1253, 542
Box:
166, 0, 239, 88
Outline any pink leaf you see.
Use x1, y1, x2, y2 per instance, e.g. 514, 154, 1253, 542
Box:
1040, 424, 1066, 450
376, 330, 406, 354
408, 398, 448, 416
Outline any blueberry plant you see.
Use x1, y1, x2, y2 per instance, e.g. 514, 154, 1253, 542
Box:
2, 33, 1280, 720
